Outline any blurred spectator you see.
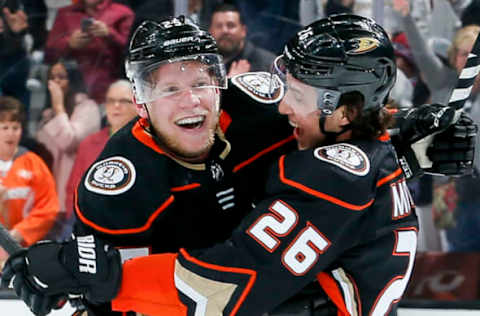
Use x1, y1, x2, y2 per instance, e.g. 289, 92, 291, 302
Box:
390, 67, 414, 108
395, 0, 480, 251
63, 79, 135, 238
460, 0, 480, 26
36, 60, 100, 232
0, 96, 59, 267
393, 0, 458, 104
0, 1, 31, 110
193, 0, 224, 30
325, 0, 353, 15
209, 3, 275, 77
44, 0, 134, 104
390, 32, 421, 107
448, 0, 473, 18
128, 0, 174, 41
392, 32, 418, 83
299, 0, 324, 25
44, 0, 71, 30
429, 0, 461, 41
23, 0, 48, 51
235, 0, 301, 54
441, 25, 480, 252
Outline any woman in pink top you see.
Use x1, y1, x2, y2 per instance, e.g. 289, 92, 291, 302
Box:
36, 60, 100, 238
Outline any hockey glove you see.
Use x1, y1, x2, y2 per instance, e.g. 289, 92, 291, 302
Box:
0, 235, 122, 315
390, 104, 456, 179
426, 111, 477, 176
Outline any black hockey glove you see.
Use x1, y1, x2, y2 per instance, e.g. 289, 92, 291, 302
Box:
0, 235, 122, 316
426, 111, 477, 176
390, 104, 456, 179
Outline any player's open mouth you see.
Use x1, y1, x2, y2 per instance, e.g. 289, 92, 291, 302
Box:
288, 120, 298, 128
175, 115, 206, 129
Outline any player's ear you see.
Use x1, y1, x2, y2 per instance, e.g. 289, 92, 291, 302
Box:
135, 98, 148, 118
339, 105, 356, 126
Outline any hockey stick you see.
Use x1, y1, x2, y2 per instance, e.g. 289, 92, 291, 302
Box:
0, 222, 23, 255
411, 32, 480, 168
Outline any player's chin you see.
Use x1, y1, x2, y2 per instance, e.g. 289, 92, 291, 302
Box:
176, 140, 214, 160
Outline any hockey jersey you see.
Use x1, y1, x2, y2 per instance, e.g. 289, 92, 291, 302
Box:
0, 147, 59, 245
74, 72, 295, 255
112, 135, 419, 316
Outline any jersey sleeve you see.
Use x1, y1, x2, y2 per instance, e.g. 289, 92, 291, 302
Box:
13, 152, 60, 245
111, 145, 385, 316
73, 130, 174, 242
112, 253, 186, 316
221, 72, 296, 182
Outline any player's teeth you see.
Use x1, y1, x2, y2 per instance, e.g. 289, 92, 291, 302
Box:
176, 116, 205, 125
289, 120, 298, 128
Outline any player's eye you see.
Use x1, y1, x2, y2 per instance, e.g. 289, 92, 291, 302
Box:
192, 80, 210, 88
163, 85, 180, 93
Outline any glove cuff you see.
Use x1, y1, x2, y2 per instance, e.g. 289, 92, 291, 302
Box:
26, 241, 83, 295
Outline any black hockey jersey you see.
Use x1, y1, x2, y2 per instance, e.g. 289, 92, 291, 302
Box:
74, 72, 294, 254
112, 134, 419, 316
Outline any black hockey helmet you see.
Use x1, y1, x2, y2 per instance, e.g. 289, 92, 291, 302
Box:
273, 14, 396, 114
126, 16, 227, 103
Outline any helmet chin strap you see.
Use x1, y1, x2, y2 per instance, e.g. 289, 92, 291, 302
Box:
318, 111, 352, 146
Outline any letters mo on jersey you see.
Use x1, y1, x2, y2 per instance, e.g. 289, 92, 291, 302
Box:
390, 179, 414, 220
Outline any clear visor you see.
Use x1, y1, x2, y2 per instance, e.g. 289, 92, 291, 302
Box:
272, 55, 341, 116
131, 54, 227, 104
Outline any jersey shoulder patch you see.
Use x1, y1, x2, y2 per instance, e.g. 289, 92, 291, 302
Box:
230, 71, 284, 104
84, 156, 136, 195
314, 143, 370, 176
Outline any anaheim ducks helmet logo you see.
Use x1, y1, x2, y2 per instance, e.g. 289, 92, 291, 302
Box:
347, 37, 380, 55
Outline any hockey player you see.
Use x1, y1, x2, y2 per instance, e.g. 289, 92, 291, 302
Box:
63, 16, 296, 316
1, 14, 477, 316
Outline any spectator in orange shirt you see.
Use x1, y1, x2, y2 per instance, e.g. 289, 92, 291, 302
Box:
63, 79, 136, 238
0, 96, 59, 266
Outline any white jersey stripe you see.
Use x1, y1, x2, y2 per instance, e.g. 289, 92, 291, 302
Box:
175, 273, 207, 316
216, 187, 234, 197
332, 268, 358, 316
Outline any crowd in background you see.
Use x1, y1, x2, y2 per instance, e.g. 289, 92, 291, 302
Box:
1, 0, 480, 303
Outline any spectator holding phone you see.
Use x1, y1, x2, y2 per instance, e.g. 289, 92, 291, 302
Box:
44, 0, 134, 104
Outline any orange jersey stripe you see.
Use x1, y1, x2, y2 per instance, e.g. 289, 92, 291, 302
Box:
317, 272, 352, 316
233, 135, 295, 173
171, 183, 201, 192
376, 168, 403, 187
377, 131, 390, 142
219, 110, 233, 133
279, 156, 374, 211
132, 119, 166, 155
74, 190, 175, 235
